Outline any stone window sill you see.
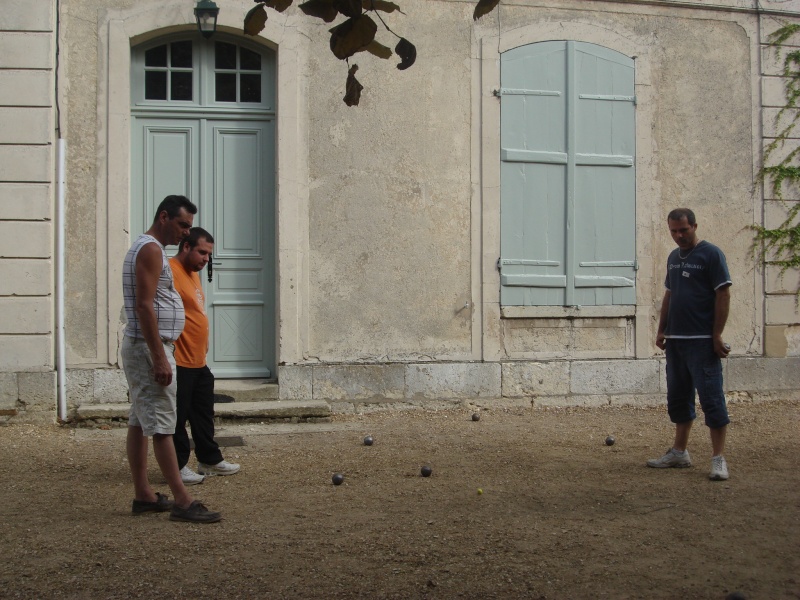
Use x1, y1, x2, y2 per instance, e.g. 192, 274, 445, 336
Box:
501, 305, 637, 319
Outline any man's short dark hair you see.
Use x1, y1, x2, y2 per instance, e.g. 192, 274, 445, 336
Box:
180, 227, 214, 252
667, 208, 696, 225
153, 195, 198, 222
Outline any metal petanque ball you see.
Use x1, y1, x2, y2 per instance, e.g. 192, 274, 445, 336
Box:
363, 435, 374, 446
471, 412, 481, 422
420, 465, 432, 477
605, 436, 616, 446
332, 473, 344, 485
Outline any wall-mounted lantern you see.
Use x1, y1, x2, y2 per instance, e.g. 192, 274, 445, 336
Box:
194, 0, 219, 39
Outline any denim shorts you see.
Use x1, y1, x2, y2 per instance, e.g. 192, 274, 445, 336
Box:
665, 338, 729, 429
121, 335, 177, 436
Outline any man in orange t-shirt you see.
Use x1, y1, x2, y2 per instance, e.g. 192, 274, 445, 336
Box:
170, 228, 240, 485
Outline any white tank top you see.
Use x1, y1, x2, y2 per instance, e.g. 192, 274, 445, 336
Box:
122, 234, 185, 341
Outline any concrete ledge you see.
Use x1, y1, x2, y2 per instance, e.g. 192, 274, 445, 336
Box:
215, 400, 330, 419
74, 400, 331, 422
214, 380, 279, 402
76, 403, 129, 420
502, 362, 570, 397
7, 357, 800, 425
278, 366, 313, 401
571, 360, 661, 395
727, 357, 800, 391
313, 365, 405, 401
405, 363, 501, 399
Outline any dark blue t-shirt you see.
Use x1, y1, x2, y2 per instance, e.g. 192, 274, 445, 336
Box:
664, 240, 731, 338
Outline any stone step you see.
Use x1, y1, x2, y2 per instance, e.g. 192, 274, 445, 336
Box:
75, 399, 331, 424
213, 379, 279, 403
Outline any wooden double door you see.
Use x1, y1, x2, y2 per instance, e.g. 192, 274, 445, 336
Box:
131, 116, 276, 379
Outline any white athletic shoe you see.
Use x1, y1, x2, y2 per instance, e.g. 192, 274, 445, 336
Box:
198, 460, 240, 476
709, 455, 729, 481
646, 448, 692, 469
180, 465, 206, 485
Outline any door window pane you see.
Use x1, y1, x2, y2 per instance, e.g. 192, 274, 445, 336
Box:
145, 71, 167, 100
240, 47, 261, 71
216, 73, 237, 102
215, 42, 237, 69
240, 74, 261, 102
171, 72, 193, 101
145, 44, 167, 67
171, 41, 193, 68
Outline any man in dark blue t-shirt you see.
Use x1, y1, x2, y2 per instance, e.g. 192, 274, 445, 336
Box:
649, 208, 733, 481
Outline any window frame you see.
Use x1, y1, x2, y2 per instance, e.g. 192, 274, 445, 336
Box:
131, 33, 275, 111
476, 24, 658, 360
498, 40, 637, 310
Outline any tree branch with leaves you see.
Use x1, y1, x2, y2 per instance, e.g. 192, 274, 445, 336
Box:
243, 0, 501, 105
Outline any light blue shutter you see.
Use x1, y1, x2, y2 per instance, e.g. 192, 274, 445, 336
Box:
500, 41, 636, 306
500, 41, 568, 306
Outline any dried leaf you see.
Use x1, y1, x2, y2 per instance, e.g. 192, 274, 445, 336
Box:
395, 37, 416, 70
334, 0, 362, 18
299, 0, 338, 22
329, 14, 378, 60
244, 4, 268, 36
344, 64, 364, 106
365, 40, 392, 59
362, 0, 403, 13
264, 0, 293, 12
473, 0, 500, 21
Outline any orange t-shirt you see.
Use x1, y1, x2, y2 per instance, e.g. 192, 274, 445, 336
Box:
169, 257, 209, 368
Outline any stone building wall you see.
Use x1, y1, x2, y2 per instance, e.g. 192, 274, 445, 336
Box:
1, 0, 799, 423
0, 0, 57, 423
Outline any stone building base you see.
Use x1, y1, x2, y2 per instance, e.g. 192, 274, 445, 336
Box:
1, 358, 798, 424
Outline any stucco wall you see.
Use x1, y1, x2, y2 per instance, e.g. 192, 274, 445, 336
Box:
287, 1, 761, 364
305, 0, 475, 362
59, 0, 139, 365
54, 0, 787, 369
474, 5, 760, 362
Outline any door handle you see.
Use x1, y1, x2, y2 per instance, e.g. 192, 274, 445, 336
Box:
208, 255, 219, 283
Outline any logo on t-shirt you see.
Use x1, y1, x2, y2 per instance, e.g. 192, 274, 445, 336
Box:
194, 288, 206, 315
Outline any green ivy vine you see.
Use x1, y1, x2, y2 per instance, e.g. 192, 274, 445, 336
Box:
754, 23, 800, 285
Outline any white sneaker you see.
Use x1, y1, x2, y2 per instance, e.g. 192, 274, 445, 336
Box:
709, 455, 729, 481
180, 466, 206, 485
646, 448, 692, 468
198, 460, 240, 476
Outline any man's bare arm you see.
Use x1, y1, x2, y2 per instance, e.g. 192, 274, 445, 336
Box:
655, 290, 670, 350
713, 284, 731, 358
135, 243, 173, 386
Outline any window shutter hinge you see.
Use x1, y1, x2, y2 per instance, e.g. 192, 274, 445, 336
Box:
634, 260, 639, 271
496, 257, 502, 270
492, 89, 501, 98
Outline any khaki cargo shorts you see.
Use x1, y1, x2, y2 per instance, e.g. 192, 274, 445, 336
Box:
121, 335, 178, 436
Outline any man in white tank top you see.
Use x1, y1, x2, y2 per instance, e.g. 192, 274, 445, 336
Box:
121, 195, 221, 523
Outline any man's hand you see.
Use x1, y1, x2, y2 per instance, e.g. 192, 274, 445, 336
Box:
713, 336, 730, 359
152, 354, 173, 386
656, 332, 666, 350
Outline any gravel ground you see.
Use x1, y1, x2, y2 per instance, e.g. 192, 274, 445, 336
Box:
1, 400, 798, 599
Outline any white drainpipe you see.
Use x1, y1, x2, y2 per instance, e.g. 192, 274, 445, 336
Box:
56, 138, 67, 421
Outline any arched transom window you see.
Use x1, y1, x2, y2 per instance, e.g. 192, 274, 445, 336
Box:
132, 35, 275, 110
